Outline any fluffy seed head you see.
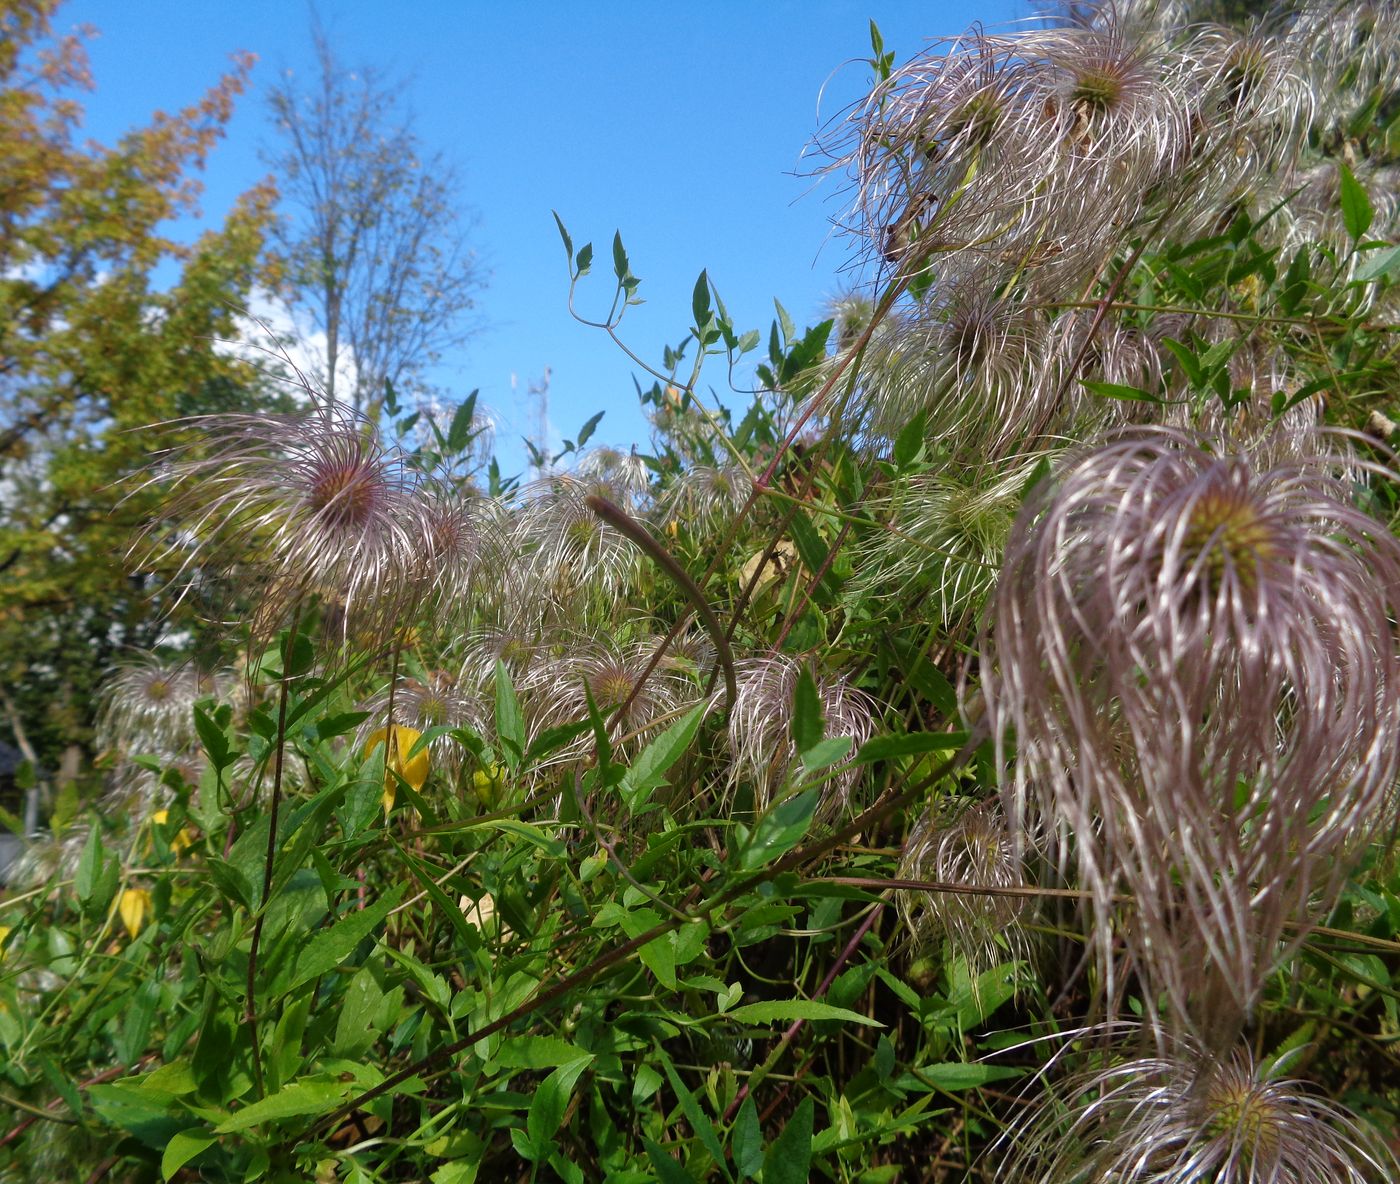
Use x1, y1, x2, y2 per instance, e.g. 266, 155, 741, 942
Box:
1001, 1034, 1399, 1183
981, 429, 1400, 1043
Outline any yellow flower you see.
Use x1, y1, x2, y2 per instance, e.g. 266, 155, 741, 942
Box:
151, 809, 193, 854
363, 724, 430, 815
471, 761, 506, 808
118, 888, 152, 938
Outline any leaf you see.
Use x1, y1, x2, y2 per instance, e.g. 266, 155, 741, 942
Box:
644, 1140, 698, 1184
791, 666, 824, 755
494, 660, 524, 770
575, 242, 593, 275
659, 1055, 726, 1170
692, 269, 712, 331
612, 230, 630, 282
800, 736, 852, 772
447, 391, 479, 453
75, 825, 104, 905
193, 706, 231, 770
1079, 379, 1163, 404
762, 1097, 813, 1184
162, 1128, 216, 1179
526, 1057, 592, 1154
919, 1062, 1023, 1091
855, 731, 968, 764
495, 1035, 593, 1069
278, 884, 403, 995
1354, 244, 1400, 283
575, 410, 604, 449
551, 210, 573, 262
727, 1000, 882, 1027
213, 1075, 354, 1133
740, 789, 819, 871
619, 702, 707, 814
1339, 163, 1373, 240
731, 1097, 763, 1178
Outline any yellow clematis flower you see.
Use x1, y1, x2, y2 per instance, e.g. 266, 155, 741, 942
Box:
118, 888, 152, 938
363, 724, 430, 815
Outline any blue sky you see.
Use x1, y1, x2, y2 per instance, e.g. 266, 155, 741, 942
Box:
60, 0, 1020, 474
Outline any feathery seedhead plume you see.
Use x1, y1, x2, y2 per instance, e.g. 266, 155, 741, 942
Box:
358, 670, 487, 778
136, 406, 428, 650
660, 462, 751, 533
898, 797, 1035, 980
726, 654, 878, 816
514, 475, 638, 610
95, 654, 225, 754
523, 635, 699, 755
982, 428, 1400, 1044
1001, 1032, 1399, 1183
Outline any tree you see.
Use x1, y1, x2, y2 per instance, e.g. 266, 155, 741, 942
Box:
264, 23, 486, 417
0, 0, 280, 778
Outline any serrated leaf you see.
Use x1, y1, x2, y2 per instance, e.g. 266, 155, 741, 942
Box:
576, 242, 593, 275
727, 1000, 882, 1027
213, 1075, 353, 1133
612, 231, 630, 281
193, 706, 231, 770
278, 885, 403, 995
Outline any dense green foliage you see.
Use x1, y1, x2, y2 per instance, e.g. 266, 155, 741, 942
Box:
3, 1, 1400, 1182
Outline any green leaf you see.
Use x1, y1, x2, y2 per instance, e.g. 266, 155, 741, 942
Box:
1354, 244, 1400, 283
919, 1062, 1023, 1091
278, 884, 404, 995
495, 1035, 592, 1069
575, 410, 604, 449
447, 391, 479, 452
855, 731, 968, 764
526, 1057, 592, 1153
692, 269, 712, 331
162, 1128, 216, 1179
800, 736, 851, 772
644, 1139, 698, 1184
792, 666, 824, 755
893, 411, 927, 469
660, 1055, 727, 1171
731, 1096, 763, 1178
576, 242, 593, 275
552, 210, 573, 263
494, 660, 524, 771
762, 1097, 813, 1184
620, 702, 707, 814
213, 1075, 353, 1133
729, 999, 883, 1027
612, 230, 630, 282
193, 706, 231, 770
1079, 379, 1162, 403
75, 825, 103, 905
741, 789, 819, 871
1339, 163, 1373, 240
